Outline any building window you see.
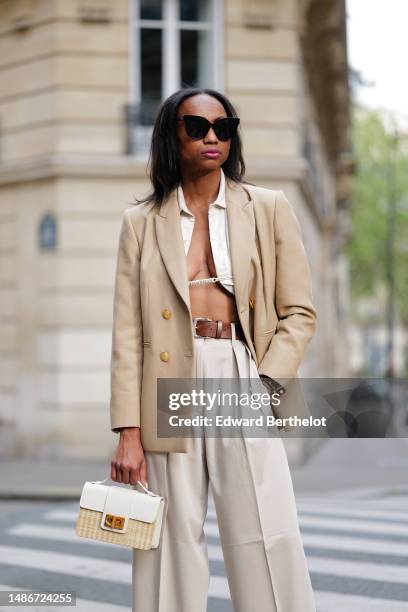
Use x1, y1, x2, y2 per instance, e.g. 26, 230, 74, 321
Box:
39, 213, 57, 250
127, 0, 224, 156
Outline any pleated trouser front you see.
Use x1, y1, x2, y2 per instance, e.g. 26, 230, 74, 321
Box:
132, 328, 316, 612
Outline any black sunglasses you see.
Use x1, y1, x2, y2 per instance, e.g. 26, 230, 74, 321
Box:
176, 114, 240, 141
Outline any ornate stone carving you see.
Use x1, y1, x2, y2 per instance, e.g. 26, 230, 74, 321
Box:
300, 0, 350, 163
242, 0, 278, 29
78, 0, 112, 23
10, 0, 34, 32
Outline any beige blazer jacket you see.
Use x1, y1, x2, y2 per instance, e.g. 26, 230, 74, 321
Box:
110, 178, 317, 452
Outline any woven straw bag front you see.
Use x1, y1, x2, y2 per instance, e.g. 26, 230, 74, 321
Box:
75, 477, 165, 550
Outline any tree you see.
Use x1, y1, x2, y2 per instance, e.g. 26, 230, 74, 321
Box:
347, 106, 408, 328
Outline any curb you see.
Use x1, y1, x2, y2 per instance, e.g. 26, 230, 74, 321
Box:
2, 484, 408, 502
0, 488, 82, 501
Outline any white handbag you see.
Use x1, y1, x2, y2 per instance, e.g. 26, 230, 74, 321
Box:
75, 476, 165, 550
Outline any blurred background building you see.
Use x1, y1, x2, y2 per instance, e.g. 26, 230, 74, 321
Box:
0, 0, 352, 459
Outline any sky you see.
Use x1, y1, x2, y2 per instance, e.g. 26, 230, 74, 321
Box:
346, 0, 408, 130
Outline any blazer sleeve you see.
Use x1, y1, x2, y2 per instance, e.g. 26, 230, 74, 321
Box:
110, 208, 143, 433
257, 190, 317, 381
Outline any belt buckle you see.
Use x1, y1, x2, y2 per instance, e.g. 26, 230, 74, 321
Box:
193, 317, 213, 337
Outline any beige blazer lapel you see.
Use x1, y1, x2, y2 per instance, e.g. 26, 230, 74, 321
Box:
225, 178, 254, 336
155, 188, 191, 313
154, 177, 254, 324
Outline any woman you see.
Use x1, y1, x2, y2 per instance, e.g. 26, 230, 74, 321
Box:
110, 87, 317, 612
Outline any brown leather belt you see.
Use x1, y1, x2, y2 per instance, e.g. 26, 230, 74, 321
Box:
192, 318, 246, 342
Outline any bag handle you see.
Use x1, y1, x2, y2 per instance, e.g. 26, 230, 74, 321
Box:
90, 476, 159, 497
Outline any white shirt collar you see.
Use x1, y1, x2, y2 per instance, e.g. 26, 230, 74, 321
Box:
177, 168, 226, 215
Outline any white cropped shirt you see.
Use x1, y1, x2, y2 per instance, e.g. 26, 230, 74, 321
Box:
177, 168, 235, 295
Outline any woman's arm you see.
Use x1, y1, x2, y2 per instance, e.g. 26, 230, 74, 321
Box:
109, 208, 147, 486
110, 208, 143, 432
257, 190, 317, 381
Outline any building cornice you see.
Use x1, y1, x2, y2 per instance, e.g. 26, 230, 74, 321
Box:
0, 153, 341, 231
298, 0, 351, 164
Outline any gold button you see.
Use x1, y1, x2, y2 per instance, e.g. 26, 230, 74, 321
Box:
162, 308, 171, 320
249, 296, 256, 309
160, 351, 169, 362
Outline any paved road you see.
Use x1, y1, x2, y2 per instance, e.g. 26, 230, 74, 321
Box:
1, 489, 408, 611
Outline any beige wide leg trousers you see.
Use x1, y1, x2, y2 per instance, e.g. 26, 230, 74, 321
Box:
132, 327, 316, 612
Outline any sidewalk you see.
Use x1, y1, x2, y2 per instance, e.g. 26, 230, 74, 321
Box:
1, 438, 408, 499
0, 459, 108, 500
292, 437, 408, 497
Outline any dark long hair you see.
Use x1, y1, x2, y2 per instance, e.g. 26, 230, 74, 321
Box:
134, 87, 248, 207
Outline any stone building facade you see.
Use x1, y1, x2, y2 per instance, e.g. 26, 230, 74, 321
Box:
0, 0, 352, 459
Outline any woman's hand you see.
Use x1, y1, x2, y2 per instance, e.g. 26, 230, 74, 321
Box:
111, 427, 148, 488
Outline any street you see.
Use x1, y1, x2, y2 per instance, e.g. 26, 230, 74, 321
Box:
1, 487, 408, 612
